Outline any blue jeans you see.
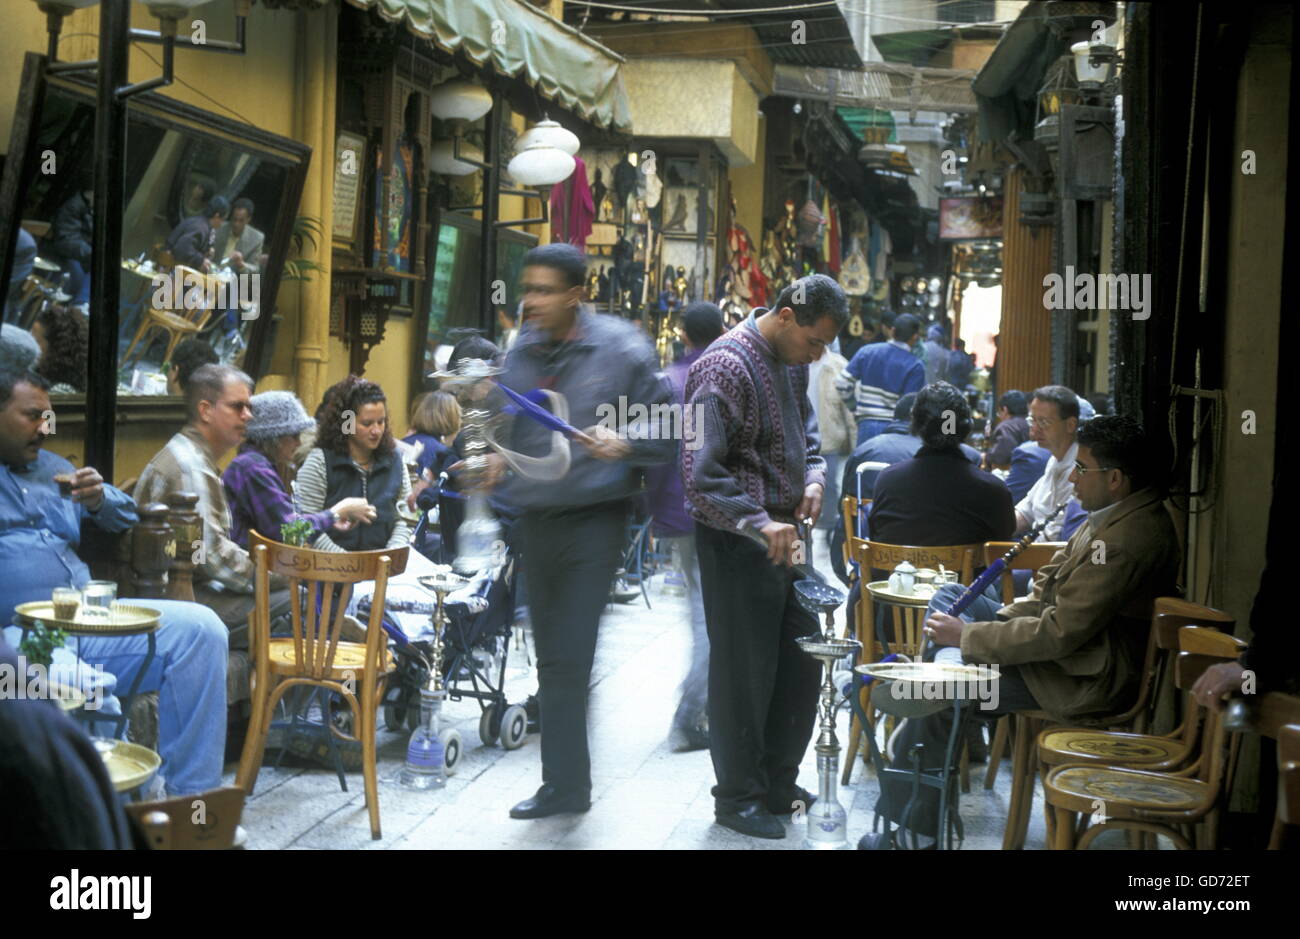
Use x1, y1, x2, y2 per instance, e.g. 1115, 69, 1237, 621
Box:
62, 258, 91, 306
7, 599, 228, 796
855, 418, 890, 447
660, 534, 708, 733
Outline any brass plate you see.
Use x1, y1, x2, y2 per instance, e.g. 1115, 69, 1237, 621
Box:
50, 683, 86, 712
865, 581, 934, 607
855, 661, 1000, 684
15, 601, 161, 636
95, 738, 162, 793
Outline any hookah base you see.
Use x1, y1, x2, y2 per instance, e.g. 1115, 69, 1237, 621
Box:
802, 802, 851, 850
397, 769, 447, 790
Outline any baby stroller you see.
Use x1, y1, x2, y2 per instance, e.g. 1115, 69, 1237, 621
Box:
356, 544, 528, 777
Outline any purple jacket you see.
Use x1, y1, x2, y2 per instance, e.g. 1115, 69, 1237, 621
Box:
644, 349, 701, 537
222, 447, 335, 549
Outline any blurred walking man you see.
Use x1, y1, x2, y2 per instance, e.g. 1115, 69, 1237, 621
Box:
481, 244, 674, 820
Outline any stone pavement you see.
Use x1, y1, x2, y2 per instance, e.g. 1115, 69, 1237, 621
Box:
226, 534, 1106, 850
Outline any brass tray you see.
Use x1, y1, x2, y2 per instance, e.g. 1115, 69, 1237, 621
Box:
15, 601, 161, 636
50, 683, 86, 712
93, 738, 161, 793
865, 580, 936, 607
855, 661, 1001, 684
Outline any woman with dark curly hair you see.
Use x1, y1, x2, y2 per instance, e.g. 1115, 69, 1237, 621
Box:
294, 375, 411, 552
31, 304, 88, 394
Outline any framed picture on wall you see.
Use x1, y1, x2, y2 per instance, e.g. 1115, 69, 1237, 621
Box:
332, 131, 367, 250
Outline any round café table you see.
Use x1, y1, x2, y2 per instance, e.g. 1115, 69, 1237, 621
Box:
15, 600, 161, 742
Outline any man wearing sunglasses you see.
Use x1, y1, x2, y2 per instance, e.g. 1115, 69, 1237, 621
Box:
865, 415, 1180, 848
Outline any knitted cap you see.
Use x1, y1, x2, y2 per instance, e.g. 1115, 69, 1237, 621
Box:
0, 324, 40, 373
246, 391, 313, 441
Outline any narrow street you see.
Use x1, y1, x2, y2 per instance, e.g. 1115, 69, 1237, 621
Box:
229, 536, 1079, 850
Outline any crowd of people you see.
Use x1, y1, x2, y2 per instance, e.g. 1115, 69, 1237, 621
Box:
0, 242, 1268, 852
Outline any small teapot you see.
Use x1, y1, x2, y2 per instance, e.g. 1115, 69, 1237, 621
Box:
888, 560, 917, 596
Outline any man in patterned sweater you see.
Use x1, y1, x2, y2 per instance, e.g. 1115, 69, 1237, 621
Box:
683, 274, 849, 839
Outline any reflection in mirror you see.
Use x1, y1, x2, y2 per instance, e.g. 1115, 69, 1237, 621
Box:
420, 213, 534, 388
3, 73, 306, 397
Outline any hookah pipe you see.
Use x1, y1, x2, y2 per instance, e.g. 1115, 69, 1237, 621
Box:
942, 500, 1070, 618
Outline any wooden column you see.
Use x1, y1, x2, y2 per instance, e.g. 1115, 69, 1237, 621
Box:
997, 170, 1055, 396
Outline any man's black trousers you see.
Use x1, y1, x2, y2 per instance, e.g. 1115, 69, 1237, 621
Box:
694, 522, 821, 814
517, 501, 627, 796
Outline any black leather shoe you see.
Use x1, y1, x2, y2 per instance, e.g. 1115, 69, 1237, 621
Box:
768, 786, 817, 816
714, 804, 785, 840
509, 785, 591, 820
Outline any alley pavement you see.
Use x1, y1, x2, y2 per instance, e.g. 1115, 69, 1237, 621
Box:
225, 532, 1100, 850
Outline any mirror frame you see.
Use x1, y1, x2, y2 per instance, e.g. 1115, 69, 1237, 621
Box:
0, 52, 313, 388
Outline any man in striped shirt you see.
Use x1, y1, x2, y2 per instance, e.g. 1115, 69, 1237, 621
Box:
683, 274, 848, 840
836, 312, 925, 446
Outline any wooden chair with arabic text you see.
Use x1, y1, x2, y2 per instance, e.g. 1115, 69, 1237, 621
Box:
235, 531, 409, 840
840, 534, 980, 786
125, 786, 245, 849
1043, 625, 1247, 849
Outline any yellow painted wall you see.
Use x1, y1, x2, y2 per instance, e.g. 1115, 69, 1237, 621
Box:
0, 4, 335, 481
728, 107, 766, 240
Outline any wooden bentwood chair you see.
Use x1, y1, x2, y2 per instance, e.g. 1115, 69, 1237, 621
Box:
236, 531, 409, 840
1043, 625, 1247, 849
840, 509, 981, 786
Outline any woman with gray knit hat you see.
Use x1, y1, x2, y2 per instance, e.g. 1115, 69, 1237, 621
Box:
222, 390, 376, 549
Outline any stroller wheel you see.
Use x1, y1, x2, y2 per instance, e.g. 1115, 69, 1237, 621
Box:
499, 705, 528, 750
440, 728, 463, 776
478, 703, 503, 747
384, 704, 407, 733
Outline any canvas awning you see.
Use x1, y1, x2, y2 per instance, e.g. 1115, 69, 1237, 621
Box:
345, 0, 633, 131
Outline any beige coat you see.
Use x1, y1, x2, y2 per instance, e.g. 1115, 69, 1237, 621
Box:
813, 350, 855, 455
961, 487, 1181, 723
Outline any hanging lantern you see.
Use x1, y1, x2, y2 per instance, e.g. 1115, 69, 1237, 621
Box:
430, 80, 493, 123
516, 119, 580, 157
430, 138, 483, 177
506, 144, 575, 188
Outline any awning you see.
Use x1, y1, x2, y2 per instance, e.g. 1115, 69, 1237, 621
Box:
345, 0, 633, 131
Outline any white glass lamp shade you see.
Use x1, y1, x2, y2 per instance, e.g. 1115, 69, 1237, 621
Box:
430, 81, 493, 122
507, 146, 575, 188
516, 119, 580, 157
430, 139, 483, 177
138, 0, 212, 16
1071, 41, 1112, 89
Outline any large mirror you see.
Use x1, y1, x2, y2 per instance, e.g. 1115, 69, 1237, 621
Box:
0, 54, 311, 396
415, 211, 535, 397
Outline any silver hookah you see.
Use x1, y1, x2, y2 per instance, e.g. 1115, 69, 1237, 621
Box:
793, 583, 860, 849
431, 358, 506, 575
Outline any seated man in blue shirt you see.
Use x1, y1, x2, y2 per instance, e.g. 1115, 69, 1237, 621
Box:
0, 368, 228, 797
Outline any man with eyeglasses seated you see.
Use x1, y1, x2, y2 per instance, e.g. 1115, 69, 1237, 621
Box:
864, 415, 1181, 848
0, 368, 228, 801
1013, 385, 1086, 543
135, 363, 290, 645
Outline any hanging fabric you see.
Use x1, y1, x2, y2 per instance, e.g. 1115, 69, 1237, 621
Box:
550, 156, 595, 251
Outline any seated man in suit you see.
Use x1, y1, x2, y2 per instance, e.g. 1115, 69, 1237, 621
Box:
212, 198, 264, 276
866, 415, 1180, 847
0, 368, 228, 798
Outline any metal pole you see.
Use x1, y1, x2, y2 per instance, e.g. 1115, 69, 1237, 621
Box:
85, 0, 130, 478
479, 96, 501, 337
